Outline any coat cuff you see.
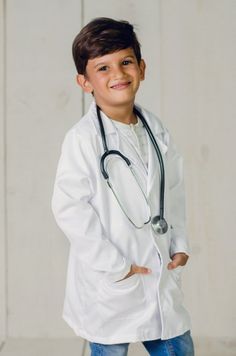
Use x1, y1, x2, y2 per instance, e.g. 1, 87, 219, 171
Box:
169, 229, 190, 258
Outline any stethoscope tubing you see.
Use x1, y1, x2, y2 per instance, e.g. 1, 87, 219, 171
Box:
133, 106, 165, 219
96, 104, 166, 225
100, 149, 131, 180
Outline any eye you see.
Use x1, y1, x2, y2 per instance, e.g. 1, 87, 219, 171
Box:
98, 65, 108, 72
122, 59, 132, 65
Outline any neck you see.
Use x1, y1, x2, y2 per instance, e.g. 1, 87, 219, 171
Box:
96, 102, 137, 124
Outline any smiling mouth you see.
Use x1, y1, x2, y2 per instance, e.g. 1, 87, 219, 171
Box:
110, 81, 131, 90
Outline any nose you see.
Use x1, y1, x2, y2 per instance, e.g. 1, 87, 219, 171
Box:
111, 64, 126, 79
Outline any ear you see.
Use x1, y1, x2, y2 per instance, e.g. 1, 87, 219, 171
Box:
139, 59, 146, 81
76, 74, 93, 93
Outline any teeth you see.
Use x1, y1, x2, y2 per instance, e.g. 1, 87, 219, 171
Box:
111, 82, 130, 88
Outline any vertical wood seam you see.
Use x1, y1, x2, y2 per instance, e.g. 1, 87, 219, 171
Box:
0, 0, 7, 349
80, 0, 85, 116
3, 0, 8, 341
159, 0, 163, 118
80, 2, 87, 355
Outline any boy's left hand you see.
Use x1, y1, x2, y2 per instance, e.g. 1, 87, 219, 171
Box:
167, 252, 189, 270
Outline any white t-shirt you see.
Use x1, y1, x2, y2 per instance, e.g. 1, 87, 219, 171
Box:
111, 117, 149, 170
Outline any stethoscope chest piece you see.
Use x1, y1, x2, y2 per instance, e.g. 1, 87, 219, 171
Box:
151, 215, 168, 235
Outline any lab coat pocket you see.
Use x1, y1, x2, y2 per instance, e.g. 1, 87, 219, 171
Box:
98, 273, 146, 320
169, 266, 184, 305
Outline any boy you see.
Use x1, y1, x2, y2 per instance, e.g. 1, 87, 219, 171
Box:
51, 17, 194, 355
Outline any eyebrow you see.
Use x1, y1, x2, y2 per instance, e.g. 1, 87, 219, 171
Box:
94, 55, 135, 69
94, 62, 107, 69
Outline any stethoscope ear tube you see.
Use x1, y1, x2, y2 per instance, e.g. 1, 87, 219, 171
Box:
96, 104, 109, 152
100, 150, 131, 180
133, 107, 166, 222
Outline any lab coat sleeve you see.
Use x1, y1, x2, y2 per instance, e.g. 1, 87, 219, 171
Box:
51, 128, 131, 281
166, 132, 190, 257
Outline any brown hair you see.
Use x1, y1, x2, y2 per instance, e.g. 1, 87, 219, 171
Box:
72, 17, 142, 74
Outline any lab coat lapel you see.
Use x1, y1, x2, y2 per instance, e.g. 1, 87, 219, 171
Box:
89, 101, 120, 149
100, 110, 121, 149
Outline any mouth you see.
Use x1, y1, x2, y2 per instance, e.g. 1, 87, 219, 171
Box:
110, 81, 131, 90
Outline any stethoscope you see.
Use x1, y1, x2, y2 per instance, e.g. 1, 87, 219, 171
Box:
96, 104, 168, 235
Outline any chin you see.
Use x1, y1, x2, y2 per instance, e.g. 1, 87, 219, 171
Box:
112, 94, 136, 105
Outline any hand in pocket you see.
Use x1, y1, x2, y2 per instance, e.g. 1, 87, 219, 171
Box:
116, 264, 152, 282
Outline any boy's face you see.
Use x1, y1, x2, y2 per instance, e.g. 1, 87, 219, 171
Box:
77, 48, 145, 111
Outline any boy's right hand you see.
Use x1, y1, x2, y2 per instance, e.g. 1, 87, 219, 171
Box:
116, 264, 152, 282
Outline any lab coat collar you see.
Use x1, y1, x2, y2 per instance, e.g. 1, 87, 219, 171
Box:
88, 100, 118, 135
88, 100, 167, 139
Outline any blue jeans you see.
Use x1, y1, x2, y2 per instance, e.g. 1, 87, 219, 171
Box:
89, 330, 194, 355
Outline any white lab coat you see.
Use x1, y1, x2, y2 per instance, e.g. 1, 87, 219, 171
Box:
51, 101, 191, 344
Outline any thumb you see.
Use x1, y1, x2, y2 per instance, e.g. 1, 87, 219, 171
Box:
132, 264, 152, 274
167, 253, 182, 270
167, 260, 178, 270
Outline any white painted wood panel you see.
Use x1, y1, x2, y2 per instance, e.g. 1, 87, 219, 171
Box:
6, 0, 82, 337
0, 0, 7, 346
160, 1, 236, 353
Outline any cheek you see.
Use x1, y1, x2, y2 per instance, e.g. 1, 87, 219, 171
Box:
92, 76, 108, 89
129, 68, 142, 79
